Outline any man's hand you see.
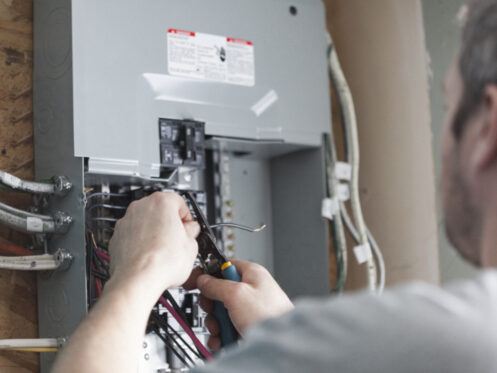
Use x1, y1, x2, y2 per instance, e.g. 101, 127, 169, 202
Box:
188, 260, 294, 351
106, 192, 200, 302
53, 192, 200, 373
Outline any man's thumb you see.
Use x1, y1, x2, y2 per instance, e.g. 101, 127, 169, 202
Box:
197, 274, 237, 303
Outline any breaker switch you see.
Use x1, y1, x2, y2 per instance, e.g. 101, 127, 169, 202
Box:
159, 118, 205, 169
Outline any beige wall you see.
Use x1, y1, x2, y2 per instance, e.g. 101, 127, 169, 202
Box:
325, 0, 440, 288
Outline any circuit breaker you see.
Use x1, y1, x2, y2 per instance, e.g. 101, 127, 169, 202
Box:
33, 0, 332, 371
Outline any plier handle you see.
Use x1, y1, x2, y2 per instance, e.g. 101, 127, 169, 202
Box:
182, 192, 240, 347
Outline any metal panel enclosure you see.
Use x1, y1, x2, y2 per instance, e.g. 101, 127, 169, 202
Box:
70, 0, 330, 177
33, 1, 332, 371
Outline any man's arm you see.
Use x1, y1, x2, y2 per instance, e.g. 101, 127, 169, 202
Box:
52, 192, 199, 373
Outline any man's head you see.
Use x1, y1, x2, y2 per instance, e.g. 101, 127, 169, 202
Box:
442, 0, 497, 266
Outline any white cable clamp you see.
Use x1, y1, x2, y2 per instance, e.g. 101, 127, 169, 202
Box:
321, 198, 339, 220
337, 183, 350, 202
353, 243, 373, 264
334, 162, 352, 181
26, 217, 44, 233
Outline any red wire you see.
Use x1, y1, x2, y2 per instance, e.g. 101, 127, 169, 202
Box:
159, 296, 213, 361
95, 278, 103, 297
94, 248, 110, 262
92, 244, 212, 360
0, 237, 33, 256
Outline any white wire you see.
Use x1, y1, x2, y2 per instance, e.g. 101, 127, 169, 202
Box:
0, 170, 55, 194
0, 338, 58, 349
327, 33, 378, 291
325, 135, 348, 291
0, 254, 61, 271
340, 203, 386, 293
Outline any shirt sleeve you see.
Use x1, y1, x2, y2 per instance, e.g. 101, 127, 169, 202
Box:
193, 275, 497, 373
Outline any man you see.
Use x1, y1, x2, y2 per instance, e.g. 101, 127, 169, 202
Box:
53, 0, 497, 371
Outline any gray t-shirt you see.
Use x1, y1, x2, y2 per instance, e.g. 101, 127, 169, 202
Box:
194, 270, 497, 373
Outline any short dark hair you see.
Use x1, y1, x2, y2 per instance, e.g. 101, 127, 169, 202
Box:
454, 0, 497, 138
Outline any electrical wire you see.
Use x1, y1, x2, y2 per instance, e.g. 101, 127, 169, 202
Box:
151, 312, 200, 364
0, 202, 56, 233
87, 204, 127, 214
340, 204, 386, 293
163, 291, 188, 322
0, 253, 63, 271
84, 192, 127, 204
324, 133, 348, 292
164, 322, 202, 360
153, 311, 202, 360
159, 296, 212, 361
91, 217, 118, 223
0, 170, 56, 195
8, 348, 58, 353
161, 290, 206, 359
0, 237, 33, 256
327, 34, 378, 291
0, 338, 59, 350
153, 327, 192, 368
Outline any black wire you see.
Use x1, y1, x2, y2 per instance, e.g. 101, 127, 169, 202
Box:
153, 326, 193, 368
166, 323, 202, 360
152, 312, 202, 359
151, 312, 200, 362
163, 290, 188, 321
161, 290, 205, 358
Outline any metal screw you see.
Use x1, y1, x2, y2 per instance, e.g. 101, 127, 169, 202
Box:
144, 353, 150, 361
143, 342, 148, 349
53, 211, 73, 234
52, 176, 72, 196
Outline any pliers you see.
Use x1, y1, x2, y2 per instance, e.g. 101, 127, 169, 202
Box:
182, 192, 241, 347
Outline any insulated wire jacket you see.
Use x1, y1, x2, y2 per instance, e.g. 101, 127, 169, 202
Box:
0, 202, 55, 233
0, 253, 61, 271
0, 236, 33, 256
327, 37, 377, 291
324, 133, 348, 292
341, 204, 386, 293
0, 338, 58, 349
0, 171, 55, 194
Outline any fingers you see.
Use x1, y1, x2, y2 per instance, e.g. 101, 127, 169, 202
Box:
183, 267, 203, 290
199, 295, 213, 313
197, 274, 244, 305
184, 221, 200, 238
148, 191, 194, 222
207, 336, 221, 352
230, 259, 270, 284
205, 314, 220, 336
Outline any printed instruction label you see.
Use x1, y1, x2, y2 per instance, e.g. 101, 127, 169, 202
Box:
167, 28, 255, 87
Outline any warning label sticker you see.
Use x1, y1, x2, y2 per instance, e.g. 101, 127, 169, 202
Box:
167, 28, 255, 87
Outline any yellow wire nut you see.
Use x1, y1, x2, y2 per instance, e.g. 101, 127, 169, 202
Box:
220, 261, 232, 271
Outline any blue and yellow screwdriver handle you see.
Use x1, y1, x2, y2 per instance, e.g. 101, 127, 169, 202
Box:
213, 261, 241, 347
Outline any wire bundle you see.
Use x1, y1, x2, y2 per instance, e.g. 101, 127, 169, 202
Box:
326, 33, 386, 293
85, 190, 212, 368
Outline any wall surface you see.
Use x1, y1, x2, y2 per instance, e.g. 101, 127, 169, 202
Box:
421, 0, 477, 283
325, 0, 440, 288
0, 0, 38, 372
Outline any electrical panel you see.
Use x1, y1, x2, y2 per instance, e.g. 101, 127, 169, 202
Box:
33, 0, 331, 371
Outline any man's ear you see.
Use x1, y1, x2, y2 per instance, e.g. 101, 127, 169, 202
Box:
474, 85, 497, 170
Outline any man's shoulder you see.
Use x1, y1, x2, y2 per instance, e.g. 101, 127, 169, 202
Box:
288, 269, 497, 349
281, 271, 497, 372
